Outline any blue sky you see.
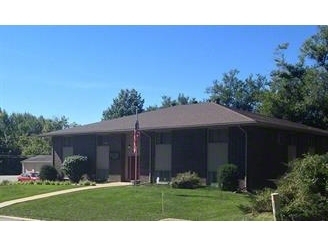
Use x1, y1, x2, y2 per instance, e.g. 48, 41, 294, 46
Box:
0, 25, 319, 125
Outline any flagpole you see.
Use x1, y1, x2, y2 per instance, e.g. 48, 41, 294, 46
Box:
134, 108, 138, 185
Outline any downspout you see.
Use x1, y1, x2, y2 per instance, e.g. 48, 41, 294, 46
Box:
52, 137, 55, 168
238, 126, 248, 191
141, 131, 152, 183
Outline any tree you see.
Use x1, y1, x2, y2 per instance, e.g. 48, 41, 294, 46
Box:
18, 135, 51, 156
0, 108, 11, 149
300, 25, 328, 71
162, 93, 197, 107
145, 105, 159, 112
260, 26, 328, 130
146, 93, 198, 111
206, 69, 268, 112
102, 89, 145, 120
0, 108, 19, 154
1, 108, 74, 156
39, 116, 73, 133
259, 43, 307, 122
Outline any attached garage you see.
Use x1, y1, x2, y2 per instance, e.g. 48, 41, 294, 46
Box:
21, 155, 52, 173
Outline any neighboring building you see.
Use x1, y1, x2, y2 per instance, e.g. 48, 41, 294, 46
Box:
21, 155, 52, 173
43, 103, 328, 190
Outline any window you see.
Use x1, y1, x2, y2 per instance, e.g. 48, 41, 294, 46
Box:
63, 137, 72, 147
208, 129, 228, 143
97, 135, 110, 146
155, 132, 172, 144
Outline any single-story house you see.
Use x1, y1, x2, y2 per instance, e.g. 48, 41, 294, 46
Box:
43, 103, 328, 190
21, 155, 52, 173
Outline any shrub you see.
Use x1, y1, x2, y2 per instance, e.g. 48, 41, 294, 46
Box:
217, 164, 239, 191
276, 153, 328, 221
0, 180, 11, 186
39, 165, 58, 181
62, 155, 89, 183
239, 188, 275, 214
171, 171, 201, 189
79, 180, 91, 186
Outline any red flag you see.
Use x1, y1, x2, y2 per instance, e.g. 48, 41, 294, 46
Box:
133, 119, 140, 154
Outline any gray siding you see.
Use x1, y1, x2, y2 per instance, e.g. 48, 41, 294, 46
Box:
171, 129, 207, 178
140, 133, 151, 177
73, 135, 97, 174
228, 127, 245, 179
105, 134, 122, 175
51, 126, 328, 189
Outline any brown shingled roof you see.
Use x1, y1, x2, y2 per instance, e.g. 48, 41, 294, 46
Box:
235, 109, 328, 135
43, 103, 328, 137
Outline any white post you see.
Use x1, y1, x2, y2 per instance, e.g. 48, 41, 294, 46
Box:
271, 192, 280, 221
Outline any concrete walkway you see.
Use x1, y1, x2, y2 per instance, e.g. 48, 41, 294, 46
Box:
0, 182, 131, 209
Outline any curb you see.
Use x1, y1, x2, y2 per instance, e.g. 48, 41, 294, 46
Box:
0, 215, 40, 221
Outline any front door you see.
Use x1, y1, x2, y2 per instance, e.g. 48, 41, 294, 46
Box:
96, 146, 110, 180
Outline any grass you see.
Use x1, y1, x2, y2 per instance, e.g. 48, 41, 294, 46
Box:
0, 183, 76, 203
0, 184, 273, 221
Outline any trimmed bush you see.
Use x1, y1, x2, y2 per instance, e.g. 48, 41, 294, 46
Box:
171, 171, 201, 189
39, 165, 58, 181
217, 164, 239, 191
62, 155, 88, 183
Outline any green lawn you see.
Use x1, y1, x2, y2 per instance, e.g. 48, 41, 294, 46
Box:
0, 184, 76, 203
0, 184, 272, 221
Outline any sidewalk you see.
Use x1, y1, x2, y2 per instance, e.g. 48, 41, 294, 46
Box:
0, 182, 131, 209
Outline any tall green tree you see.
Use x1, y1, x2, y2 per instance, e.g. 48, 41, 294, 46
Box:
260, 26, 328, 129
1, 108, 74, 156
18, 135, 51, 156
0, 108, 14, 153
206, 69, 268, 112
260, 43, 307, 122
300, 25, 328, 71
102, 89, 145, 120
